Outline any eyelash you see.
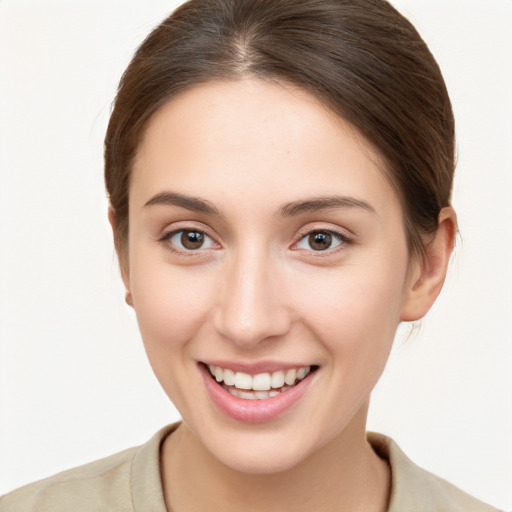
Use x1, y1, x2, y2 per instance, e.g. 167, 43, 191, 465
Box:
158, 227, 353, 256
158, 228, 217, 255
293, 228, 353, 255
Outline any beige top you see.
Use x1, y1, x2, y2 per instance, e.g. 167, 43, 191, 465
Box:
0, 423, 501, 512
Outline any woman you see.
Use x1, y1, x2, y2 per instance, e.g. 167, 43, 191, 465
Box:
0, 0, 506, 510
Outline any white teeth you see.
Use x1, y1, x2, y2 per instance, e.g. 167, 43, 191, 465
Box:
271, 370, 285, 389
228, 387, 240, 398
223, 368, 236, 386
252, 373, 271, 391
207, 364, 313, 396
238, 390, 258, 400
234, 372, 253, 390
297, 367, 310, 380
284, 369, 297, 385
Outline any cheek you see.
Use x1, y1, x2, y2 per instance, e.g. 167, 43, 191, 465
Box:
292, 255, 408, 362
129, 259, 216, 359
128, 261, 220, 414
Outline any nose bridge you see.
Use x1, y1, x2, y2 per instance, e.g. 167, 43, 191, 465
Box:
215, 243, 290, 347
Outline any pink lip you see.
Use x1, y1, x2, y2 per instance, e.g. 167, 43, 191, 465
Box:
199, 363, 316, 424
202, 360, 310, 375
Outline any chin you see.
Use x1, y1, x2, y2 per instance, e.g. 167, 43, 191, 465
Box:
189, 416, 333, 476
208, 437, 312, 475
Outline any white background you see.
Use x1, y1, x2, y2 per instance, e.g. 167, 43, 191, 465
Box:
0, 0, 511, 509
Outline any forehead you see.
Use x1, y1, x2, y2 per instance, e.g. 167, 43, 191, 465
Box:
130, 79, 399, 217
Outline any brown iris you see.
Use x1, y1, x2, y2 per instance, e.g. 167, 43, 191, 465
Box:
181, 230, 205, 250
308, 232, 332, 251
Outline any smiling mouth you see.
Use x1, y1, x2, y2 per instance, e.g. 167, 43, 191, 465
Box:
205, 364, 319, 400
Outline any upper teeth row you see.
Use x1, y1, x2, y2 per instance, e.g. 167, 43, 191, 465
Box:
208, 365, 311, 391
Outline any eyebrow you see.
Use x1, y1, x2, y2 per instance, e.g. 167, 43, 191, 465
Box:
144, 191, 375, 218
144, 191, 221, 216
279, 196, 376, 216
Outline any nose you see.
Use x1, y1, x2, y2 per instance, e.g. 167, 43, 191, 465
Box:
214, 247, 292, 348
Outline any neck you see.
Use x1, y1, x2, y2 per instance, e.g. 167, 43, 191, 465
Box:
161, 405, 390, 512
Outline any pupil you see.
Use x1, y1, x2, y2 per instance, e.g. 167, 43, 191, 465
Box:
309, 232, 331, 251
181, 230, 204, 250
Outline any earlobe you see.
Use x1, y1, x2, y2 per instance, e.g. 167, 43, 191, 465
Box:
400, 207, 457, 322
107, 205, 133, 307
125, 291, 134, 307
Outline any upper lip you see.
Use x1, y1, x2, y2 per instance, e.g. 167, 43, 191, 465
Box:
200, 360, 315, 375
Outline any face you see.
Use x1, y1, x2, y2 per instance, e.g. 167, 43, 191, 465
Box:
124, 79, 417, 473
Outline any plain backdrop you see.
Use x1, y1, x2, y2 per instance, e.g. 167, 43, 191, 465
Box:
0, 0, 511, 509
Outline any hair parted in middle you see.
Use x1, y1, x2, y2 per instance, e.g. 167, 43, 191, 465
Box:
105, 0, 455, 264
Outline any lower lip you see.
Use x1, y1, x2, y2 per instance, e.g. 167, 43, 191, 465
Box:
199, 364, 315, 424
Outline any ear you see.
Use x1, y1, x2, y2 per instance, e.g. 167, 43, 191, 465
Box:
400, 207, 457, 322
108, 205, 133, 307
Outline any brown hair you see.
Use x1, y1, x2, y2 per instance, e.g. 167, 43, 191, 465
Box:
105, 0, 455, 262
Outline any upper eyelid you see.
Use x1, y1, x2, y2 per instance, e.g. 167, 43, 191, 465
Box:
160, 226, 206, 238
294, 224, 354, 241
160, 227, 215, 244
296, 227, 348, 238
158, 221, 216, 239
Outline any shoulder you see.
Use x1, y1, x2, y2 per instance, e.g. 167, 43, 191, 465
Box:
368, 433, 503, 512
0, 446, 137, 512
0, 425, 176, 512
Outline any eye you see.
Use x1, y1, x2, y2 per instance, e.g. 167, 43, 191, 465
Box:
164, 229, 216, 252
295, 230, 348, 252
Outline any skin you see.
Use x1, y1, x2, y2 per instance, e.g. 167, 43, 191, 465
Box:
109, 79, 456, 511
